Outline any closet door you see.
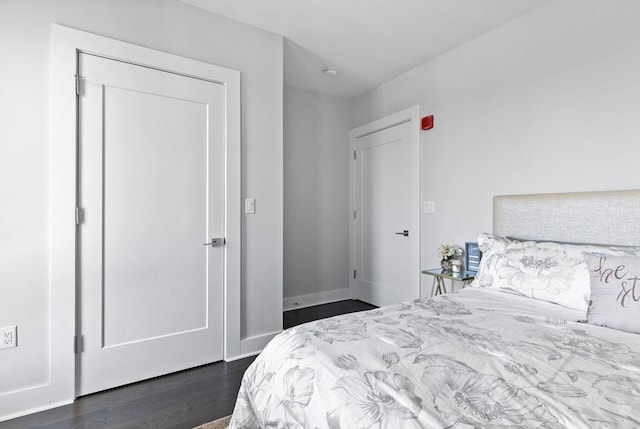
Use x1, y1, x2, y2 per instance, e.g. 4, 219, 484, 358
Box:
77, 52, 225, 395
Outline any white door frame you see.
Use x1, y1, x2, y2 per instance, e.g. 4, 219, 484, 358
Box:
348, 106, 421, 300
50, 24, 241, 403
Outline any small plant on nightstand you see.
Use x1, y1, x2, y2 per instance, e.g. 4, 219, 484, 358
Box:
438, 244, 463, 272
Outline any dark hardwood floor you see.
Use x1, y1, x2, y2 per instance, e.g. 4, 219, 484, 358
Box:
3, 299, 375, 429
2, 357, 256, 429
283, 299, 377, 329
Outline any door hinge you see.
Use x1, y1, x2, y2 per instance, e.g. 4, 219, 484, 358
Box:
353, 150, 357, 160
74, 74, 85, 97
353, 269, 357, 279
75, 335, 84, 354
75, 207, 83, 225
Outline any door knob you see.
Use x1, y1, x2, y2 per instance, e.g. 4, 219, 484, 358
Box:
203, 238, 224, 247
395, 230, 409, 237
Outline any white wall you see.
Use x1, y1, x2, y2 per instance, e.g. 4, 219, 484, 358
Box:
283, 86, 352, 309
351, 1, 640, 280
0, 0, 282, 419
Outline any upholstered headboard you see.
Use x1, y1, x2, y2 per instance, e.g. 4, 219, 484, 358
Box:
493, 189, 640, 246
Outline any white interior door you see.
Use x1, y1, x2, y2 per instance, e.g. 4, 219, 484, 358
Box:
77, 52, 225, 395
352, 110, 420, 306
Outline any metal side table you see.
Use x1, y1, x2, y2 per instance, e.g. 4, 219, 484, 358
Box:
421, 269, 475, 297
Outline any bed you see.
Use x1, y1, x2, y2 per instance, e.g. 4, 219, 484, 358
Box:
229, 190, 640, 429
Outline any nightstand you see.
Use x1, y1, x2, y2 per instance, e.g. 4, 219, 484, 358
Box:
421, 269, 475, 297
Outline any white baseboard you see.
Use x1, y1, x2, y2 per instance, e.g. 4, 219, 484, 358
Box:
0, 383, 73, 422
237, 330, 281, 358
1, 331, 282, 421
283, 288, 352, 311
225, 350, 261, 362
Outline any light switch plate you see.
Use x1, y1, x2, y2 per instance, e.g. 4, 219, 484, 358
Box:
423, 201, 435, 214
245, 198, 256, 214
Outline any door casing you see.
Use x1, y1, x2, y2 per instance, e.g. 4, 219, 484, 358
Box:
348, 106, 421, 302
51, 24, 241, 402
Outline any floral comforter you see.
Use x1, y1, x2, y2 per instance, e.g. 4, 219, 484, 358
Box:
229, 288, 640, 428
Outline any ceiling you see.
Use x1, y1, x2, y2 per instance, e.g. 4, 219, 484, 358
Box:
183, 0, 553, 98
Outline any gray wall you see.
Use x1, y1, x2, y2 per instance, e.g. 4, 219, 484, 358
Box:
2, 0, 640, 421
283, 86, 351, 307
350, 1, 640, 287
0, 0, 282, 419
281, 2, 640, 309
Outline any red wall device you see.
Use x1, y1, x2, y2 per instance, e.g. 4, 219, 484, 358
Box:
421, 115, 434, 130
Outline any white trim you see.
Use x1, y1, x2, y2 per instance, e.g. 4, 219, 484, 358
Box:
348, 105, 422, 303
44, 24, 241, 416
0, 399, 73, 423
224, 350, 262, 361
283, 288, 352, 311
240, 331, 281, 356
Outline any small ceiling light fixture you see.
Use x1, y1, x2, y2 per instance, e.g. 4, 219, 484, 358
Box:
322, 67, 338, 78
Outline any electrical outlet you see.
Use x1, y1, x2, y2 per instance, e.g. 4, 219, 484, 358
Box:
0, 325, 17, 350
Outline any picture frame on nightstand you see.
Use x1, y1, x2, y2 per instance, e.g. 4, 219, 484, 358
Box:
465, 242, 482, 274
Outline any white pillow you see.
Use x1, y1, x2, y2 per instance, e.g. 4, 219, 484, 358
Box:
586, 255, 640, 334
471, 232, 640, 312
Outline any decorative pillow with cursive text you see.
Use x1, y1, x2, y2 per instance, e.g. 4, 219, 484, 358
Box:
586, 255, 640, 334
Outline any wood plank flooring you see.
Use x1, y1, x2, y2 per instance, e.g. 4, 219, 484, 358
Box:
283, 299, 376, 328
3, 299, 376, 429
